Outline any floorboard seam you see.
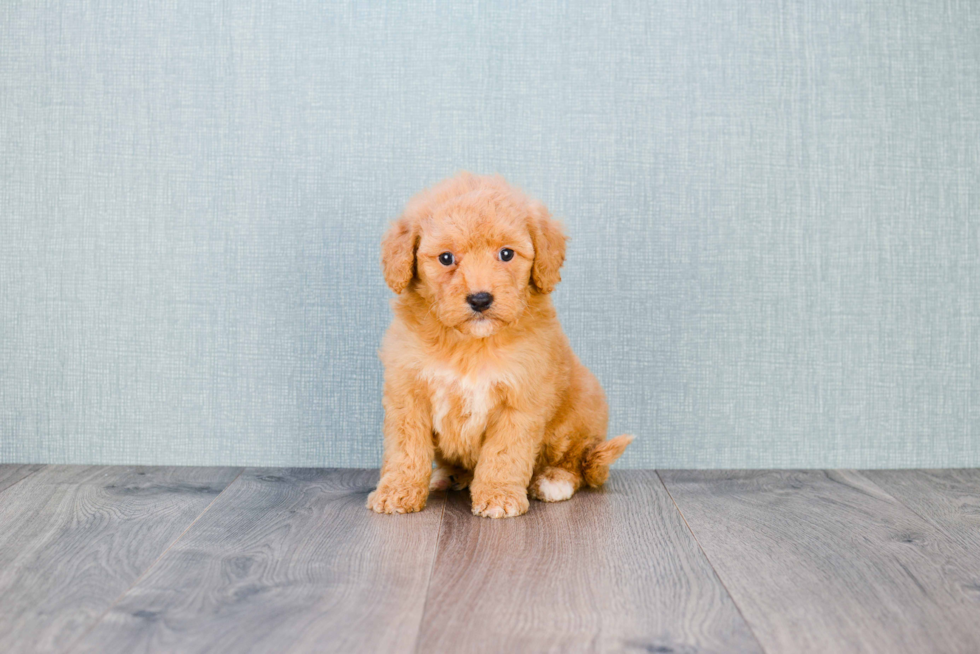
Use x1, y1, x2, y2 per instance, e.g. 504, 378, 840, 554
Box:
410, 492, 449, 654
62, 466, 247, 654
0, 464, 45, 497
655, 470, 770, 654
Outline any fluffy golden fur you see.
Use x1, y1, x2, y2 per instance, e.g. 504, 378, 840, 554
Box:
368, 173, 632, 518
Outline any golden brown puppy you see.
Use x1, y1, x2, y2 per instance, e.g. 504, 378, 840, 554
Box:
368, 173, 632, 518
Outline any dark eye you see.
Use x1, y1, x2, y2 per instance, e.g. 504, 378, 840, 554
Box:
499, 248, 515, 262
438, 252, 455, 266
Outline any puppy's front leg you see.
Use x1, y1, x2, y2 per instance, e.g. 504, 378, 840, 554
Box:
367, 385, 433, 514
470, 409, 541, 518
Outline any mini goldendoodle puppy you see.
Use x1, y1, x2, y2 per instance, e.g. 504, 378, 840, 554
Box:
368, 173, 632, 518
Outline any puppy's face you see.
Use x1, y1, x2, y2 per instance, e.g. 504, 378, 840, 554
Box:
382, 174, 566, 338
415, 203, 534, 337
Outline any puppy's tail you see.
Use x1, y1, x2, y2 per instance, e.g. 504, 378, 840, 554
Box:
581, 434, 634, 488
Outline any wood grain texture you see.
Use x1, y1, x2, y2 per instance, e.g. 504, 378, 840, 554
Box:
416, 470, 762, 654
0, 465, 241, 654
863, 469, 980, 602
660, 470, 980, 654
0, 463, 43, 494
863, 469, 980, 546
71, 469, 447, 654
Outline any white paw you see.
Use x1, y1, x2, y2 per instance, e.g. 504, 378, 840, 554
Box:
536, 478, 574, 502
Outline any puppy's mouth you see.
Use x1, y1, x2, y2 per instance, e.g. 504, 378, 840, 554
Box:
459, 312, 503, 337
466, 311, 501, 324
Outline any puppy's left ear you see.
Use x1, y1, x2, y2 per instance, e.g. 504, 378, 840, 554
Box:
381, 214, 419, 294
529, 201, 567, 294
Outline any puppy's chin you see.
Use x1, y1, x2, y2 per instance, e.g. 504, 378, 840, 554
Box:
458, 316, 499, 339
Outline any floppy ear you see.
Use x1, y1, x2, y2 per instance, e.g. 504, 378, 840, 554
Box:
380, 214, 419, 293
528, 201, 567, 293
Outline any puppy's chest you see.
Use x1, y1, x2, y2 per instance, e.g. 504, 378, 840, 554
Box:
421, 365, 508, 442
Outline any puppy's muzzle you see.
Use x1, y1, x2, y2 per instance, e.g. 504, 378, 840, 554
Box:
466, 292, 494, 313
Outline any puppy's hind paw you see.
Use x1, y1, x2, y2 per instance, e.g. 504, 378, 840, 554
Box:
449, 470, 473, 491
532, 478, 575, 502
529, 468, 579, 503
430, 465, 472, 491
429, 466, 452, 492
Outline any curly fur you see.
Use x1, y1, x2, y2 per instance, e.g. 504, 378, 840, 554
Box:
368, 173, 632, 518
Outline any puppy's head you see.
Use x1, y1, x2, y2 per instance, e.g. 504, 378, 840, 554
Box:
382, 173, 566, 338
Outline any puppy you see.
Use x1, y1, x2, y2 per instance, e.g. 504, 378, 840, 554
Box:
368, 173, 632, 518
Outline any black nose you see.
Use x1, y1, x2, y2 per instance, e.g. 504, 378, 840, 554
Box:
466, 292, 494, 312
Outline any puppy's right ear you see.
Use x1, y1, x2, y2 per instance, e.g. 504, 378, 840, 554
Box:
381, 214, 419, 294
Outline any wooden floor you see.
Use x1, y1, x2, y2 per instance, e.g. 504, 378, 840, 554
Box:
0, 466, 978, 653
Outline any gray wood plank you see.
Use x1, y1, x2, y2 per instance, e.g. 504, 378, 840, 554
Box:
0, 465, 242, 654
0, 463, 43, 494
863, 469, 980, 602
415, 470, 763, 654
863, 469, 980, 550
71, 469, 447, 654
660, 470, 980, 654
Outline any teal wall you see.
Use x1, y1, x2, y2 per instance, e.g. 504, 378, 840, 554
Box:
1, 1, 978, 468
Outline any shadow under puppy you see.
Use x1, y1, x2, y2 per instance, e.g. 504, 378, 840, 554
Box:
369, 173, 632, 518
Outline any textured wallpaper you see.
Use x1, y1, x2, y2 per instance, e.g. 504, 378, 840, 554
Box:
1, 1, 978, 468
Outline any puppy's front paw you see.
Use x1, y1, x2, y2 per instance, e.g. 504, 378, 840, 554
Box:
471, 487, 529, 519
367, 483, 427, 514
